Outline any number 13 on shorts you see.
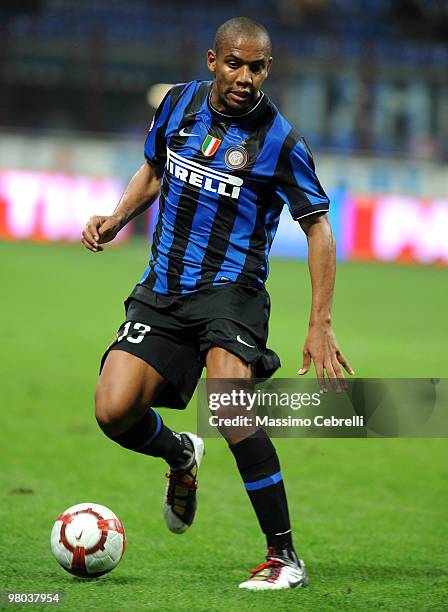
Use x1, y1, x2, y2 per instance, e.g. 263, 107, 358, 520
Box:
117, 322, 151, 344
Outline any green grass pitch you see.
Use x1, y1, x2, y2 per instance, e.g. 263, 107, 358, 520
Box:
1, 239, 447, 611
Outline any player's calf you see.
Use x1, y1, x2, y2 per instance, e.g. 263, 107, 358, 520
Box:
96, 399, 194, 470
95, 389, 138, 438
95, 352, 194, 468
95, 350, 165, 435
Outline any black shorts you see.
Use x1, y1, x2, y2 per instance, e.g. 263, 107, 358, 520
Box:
100, 283, 280, 409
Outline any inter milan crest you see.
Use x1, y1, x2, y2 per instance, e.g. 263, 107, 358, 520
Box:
201, 134, 222, 157
224, 146, 248, 170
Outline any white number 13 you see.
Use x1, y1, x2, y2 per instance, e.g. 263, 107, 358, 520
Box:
117, 321, 151, 344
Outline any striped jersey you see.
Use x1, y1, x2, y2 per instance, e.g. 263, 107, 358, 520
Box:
139, 80, 329, 295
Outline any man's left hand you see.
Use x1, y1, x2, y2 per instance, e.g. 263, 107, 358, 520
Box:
298, 326, 354, 392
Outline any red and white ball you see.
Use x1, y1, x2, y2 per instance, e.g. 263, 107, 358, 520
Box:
50, 503, 126, 578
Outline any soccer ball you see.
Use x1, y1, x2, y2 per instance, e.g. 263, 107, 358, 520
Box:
50, 503, 126, 578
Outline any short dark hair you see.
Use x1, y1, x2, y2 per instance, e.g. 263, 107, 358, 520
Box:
214, 17, 272, 56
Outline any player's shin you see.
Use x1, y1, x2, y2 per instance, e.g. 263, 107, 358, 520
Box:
109, 409, 194, 469
229, 429, 297, 559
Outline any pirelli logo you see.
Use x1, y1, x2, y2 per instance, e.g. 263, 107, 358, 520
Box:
166, 148, 243, 200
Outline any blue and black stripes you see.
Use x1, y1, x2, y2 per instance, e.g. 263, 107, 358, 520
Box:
244, 470, 283, 491
110, 408, 192, 468
136, 408, 162, 452
144, 82, 190, 169
140, 80, 330, 295
229, 429, 292, 542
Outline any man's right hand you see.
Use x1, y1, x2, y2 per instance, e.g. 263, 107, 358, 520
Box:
81, 213, 124, 252
81, 162, 161, 253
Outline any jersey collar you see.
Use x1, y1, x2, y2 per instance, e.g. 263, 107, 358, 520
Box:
207, 83, 267, 122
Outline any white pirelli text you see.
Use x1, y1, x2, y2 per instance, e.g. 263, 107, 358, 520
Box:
166, 148, 243, 200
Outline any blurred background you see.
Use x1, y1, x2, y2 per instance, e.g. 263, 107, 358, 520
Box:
1, 0, 447, 262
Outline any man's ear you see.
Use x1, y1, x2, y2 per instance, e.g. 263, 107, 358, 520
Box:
207, 49, 216, 74
266, 57, 273, 76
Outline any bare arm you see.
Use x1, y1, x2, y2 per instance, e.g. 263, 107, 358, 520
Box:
298, 213, 354, 390
81, 161, 162, 252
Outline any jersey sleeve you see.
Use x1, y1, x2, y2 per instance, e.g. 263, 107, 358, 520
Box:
274, 137, 330, 220
144, 86, 180, 168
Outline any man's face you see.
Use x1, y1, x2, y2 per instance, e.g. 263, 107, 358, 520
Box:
207, 35, 272, 115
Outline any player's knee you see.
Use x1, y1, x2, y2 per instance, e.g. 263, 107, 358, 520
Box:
94, 384, 132, 436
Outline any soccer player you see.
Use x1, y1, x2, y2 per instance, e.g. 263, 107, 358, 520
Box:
81, 17, 353, 590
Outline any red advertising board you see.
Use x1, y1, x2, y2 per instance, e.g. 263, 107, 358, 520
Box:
0, 170, 127, 243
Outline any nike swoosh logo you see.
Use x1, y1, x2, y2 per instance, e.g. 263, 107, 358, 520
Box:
179, 128, 200, 137
75, 530, 83, 540
236, 335, 255, 348
287, 568, 306, 588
